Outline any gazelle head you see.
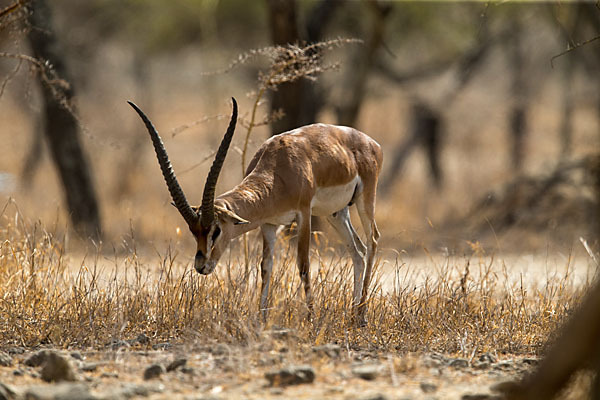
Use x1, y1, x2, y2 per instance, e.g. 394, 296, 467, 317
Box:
128, 98, 248, 274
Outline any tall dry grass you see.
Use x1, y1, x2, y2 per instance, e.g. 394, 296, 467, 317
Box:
0, 200, 586, 354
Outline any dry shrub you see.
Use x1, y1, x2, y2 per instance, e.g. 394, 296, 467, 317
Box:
0, 201, 586, 353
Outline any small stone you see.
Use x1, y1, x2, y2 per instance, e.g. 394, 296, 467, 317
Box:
352, 364, 382, 381
24, 350, 52, 367
69, 351, 84, 361
166, 358, 187, 372
265, 365, 315, 386
40, 351, 77, 382
100, 372, 119, 379
493, 361, 515, 371
12, 369, 23, 376
313, 344, 342, 358
80, 363, 99, 372
420, 382, 438, 393
0, 352, 11, 367
449, 358, 469, 369
143, 363, 166, 380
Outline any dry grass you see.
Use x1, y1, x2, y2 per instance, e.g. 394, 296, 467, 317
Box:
0, 200, 586, 355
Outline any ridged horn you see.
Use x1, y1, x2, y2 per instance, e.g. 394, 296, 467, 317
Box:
127, 101, 200, 230
201, 97, 238, 228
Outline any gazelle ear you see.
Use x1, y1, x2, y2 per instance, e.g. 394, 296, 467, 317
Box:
215, 204, 250, 225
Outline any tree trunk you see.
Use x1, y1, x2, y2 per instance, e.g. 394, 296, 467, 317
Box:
508, 19, 528, 172
26, 0, 101, 239
336, 1, 391, 127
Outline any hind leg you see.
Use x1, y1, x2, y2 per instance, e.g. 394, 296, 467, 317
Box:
355, 184, 380, 324
326, 207, 367, 316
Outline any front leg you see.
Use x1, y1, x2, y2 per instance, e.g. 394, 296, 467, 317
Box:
296, 209, 314, 318
260, 224, 278, 322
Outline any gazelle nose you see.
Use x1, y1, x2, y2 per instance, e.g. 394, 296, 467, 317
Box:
194, 251, 209, 274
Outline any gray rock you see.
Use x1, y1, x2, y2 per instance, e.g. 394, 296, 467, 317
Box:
521, 358, 538, 366
0, 352, 11, 367
472, 361, 491, 370
478, 353, 497, 364
41, 351, 78, 382
265, 365, 315, 386
143, 364, 166, 380
420, 382, 438, 393
313, 344, 342, 358
69, 351, 83, 361
449, 358, 469, 369
0, 383, 17, 400
24, 383, 95, 400
352, 364, 382, 381
357, 395, 388, 400
166, 358, 187, 372
24, 350, 52, 367
80, 363, 99, 372
134, 333, 150, 345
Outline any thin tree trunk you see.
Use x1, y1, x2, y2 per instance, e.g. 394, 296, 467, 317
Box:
336, 1, 391, 127
26, 0, 101, 239
508, 19, 528, 172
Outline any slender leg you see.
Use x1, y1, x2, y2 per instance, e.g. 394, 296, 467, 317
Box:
296, 209, 314, 318
356, 189, 380, 324
326, 207, 366, 317
260, 224, 278, 322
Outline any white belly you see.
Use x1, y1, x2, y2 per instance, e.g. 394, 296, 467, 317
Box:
311, 176, 360, 216
261, 176, 360, 225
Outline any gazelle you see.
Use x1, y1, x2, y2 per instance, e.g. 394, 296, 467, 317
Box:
128, 98, 382, 324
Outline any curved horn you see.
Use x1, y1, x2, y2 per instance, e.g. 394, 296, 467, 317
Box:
201, 97, 238, 228
127, 101, 199, 230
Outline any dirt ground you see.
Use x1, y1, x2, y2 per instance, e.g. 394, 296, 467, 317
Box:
0, 340, 536, 400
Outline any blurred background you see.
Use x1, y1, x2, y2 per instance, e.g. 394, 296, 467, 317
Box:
0, 0, 598, 256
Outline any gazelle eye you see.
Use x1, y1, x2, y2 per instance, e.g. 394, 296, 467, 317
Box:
211, 226, 221, 242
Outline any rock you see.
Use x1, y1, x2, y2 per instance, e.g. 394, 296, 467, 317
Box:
180, 366, 196, 376
69, 351, 84, 361
0, 352, 11, 367
478, 353, 497, 364
0, 383, 17, 400
166, 358, 187, 372
352, 363, 382, 381
493, 361, 515, 371
24, 350, 52, 367
420, 382, 438, 393
313, 344, 342, 358
80, 362, 99, 372
24, 383, 95, 400
449, 358, 469, 369
357, 394, 388, 400
143, 363, 166, 380
265, 365, 315, 386
40, 351, 78, 382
